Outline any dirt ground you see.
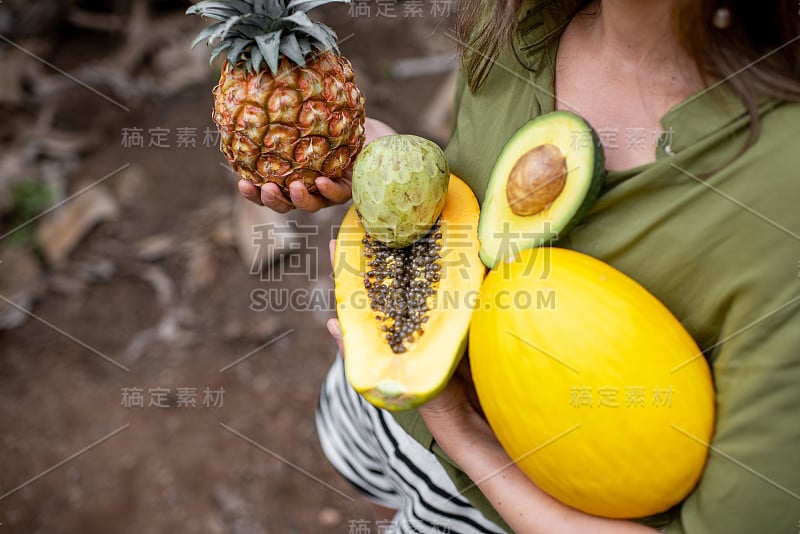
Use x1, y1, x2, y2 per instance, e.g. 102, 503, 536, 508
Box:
0, 4, 457, 533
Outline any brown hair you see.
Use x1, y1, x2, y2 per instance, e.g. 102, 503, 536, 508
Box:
456, 0, 800, 146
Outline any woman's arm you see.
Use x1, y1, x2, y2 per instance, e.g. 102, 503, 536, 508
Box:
325, 240, 656, 532
419, 364, 658, 534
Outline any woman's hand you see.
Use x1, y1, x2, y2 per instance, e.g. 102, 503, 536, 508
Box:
237, 171, 354, 213
239, 117, 397, 213
419, 357, 494, 446
420, 365, 659, 534
327, 238, 345, 354
323, 239, 655, 532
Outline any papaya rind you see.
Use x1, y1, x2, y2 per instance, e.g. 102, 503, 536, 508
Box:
335, 175, 484, 411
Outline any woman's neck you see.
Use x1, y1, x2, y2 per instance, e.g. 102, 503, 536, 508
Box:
555, 0, 704, 170
582, 0, 689, 71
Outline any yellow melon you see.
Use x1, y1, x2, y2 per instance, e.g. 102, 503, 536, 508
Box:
469, 247, 715, 518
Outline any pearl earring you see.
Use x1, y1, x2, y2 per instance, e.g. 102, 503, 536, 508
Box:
713, 7, 732, 29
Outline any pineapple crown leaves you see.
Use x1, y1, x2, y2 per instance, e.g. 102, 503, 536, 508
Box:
187, 0, 349, 74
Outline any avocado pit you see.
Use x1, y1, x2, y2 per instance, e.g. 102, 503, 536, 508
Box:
506, 143, 568, 216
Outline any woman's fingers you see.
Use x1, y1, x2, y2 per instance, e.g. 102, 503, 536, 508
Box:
327, 318, 344, 355
238, 177, 350, 213
315, 175, 353, 204
364, 117, 398, 144
238, 179, 263, 205
235, 116, 397, 213
239, 179, 295, 214
260, 182, 295, 213
327, 242, 343, 355
289, 181, 329, 212
327, 240, 344, 355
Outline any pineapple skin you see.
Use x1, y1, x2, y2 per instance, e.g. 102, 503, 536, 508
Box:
213, 51, 366, 193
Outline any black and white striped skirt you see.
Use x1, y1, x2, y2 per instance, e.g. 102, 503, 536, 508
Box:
316, 356, 505, 534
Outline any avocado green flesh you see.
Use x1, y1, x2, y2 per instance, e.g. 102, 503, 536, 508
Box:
478, 111, 606, 268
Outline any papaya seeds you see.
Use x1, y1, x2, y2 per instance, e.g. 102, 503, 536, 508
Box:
335, 175, 484, 411
362, 224, 443, 354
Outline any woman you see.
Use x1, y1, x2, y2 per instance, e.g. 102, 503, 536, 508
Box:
240, 1, 800, 531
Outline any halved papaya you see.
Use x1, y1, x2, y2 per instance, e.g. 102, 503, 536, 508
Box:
334, 175, 484, 410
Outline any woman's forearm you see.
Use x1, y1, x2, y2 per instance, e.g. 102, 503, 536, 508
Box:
423, 408, 658, 534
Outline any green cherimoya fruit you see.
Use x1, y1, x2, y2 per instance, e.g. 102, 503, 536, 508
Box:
352, 135, 449, 248
479, 111, 606, 267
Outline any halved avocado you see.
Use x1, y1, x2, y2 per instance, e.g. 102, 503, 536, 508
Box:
334, 175, 484, 411
479, 111, 606, 267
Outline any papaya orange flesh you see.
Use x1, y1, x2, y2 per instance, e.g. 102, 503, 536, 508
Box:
334, 175, 485, 410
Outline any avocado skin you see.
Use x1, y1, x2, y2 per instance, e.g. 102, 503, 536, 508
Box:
478, 111, 607, 267
557, 124, 606, 239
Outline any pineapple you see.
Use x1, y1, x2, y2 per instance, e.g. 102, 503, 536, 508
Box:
188, 0, 366, 193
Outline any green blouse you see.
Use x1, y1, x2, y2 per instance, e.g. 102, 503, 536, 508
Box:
391, 1, 800, 532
